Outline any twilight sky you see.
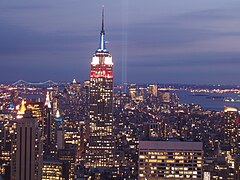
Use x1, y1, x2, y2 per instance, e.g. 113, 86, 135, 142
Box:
0, 0, 240, 85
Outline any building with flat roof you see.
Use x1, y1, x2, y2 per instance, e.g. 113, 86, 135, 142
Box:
42, 160, 69, 180
139, 139, 203, 179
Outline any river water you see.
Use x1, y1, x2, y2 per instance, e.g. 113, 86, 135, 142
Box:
175, 90, 240, 111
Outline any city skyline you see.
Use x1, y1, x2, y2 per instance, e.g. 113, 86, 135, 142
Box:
0, 4, 240, 178
0, 1, 240, 85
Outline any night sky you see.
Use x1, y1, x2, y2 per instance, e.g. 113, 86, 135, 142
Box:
0, 0, 240, 85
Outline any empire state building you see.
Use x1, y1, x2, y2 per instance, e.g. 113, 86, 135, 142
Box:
85, 7, 114, 168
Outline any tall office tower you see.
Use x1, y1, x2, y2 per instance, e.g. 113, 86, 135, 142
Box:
129, 84, 137, 100
223, 106, 239, 154
85, 7, 114, 169
55, 110, 64, 150
43, 92, 55, 158
223, 106, 239, 179
147, 84, 158, 97
52, 96, 58, 118
0, 111, 14, 178
82, 80, 90, 117
11, 110, 43, 180
143, 122, 164, 138
161, 91, 171, 103
139, 139, 203, 179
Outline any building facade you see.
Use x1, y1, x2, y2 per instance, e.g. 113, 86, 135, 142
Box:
11, 110, 43, 180
139, 139, 203, 179
223, 106, 239, 154
42, 160, 68, 180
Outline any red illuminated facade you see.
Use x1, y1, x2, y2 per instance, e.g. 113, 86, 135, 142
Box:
90, 53, 113, 79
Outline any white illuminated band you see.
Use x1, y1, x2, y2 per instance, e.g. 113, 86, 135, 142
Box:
91, 56, 113, 65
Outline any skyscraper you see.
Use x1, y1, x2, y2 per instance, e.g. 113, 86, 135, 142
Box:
223, 106, 238, 154
85, 7, 114, 169
43, 91, 56, 158
223, 106, 239, 179
11, 110, 43, 180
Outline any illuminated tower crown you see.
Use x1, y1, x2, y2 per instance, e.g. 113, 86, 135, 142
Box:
17, 99, 26, 119
44, 91, 51, 108
90, 6, 113, 79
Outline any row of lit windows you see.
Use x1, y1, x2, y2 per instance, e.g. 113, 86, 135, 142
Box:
140, 162, 202, 166
140, 165, 202, 169
140, 151, 202, 155
140, 154, 201, 159
139, 170, 201, 175
88, 145, 114, 149
139, 167, 202, 171
139, 174, 201, 178
140, 159, 202, 164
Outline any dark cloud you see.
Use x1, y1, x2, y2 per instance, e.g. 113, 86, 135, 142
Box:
123, 52, 240, 84
0, 21, 96, 55
179, 9, 235, 20
126, 23, 219, 48
0, 4, 51, 11
128, 52, 240, 68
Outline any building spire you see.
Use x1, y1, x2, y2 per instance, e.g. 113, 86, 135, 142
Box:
101, 5, 105, 34
97, 5, 107, 52
45, 91, 51, 108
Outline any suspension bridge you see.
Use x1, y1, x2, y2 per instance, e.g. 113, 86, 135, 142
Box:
12, 80, 58, 86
